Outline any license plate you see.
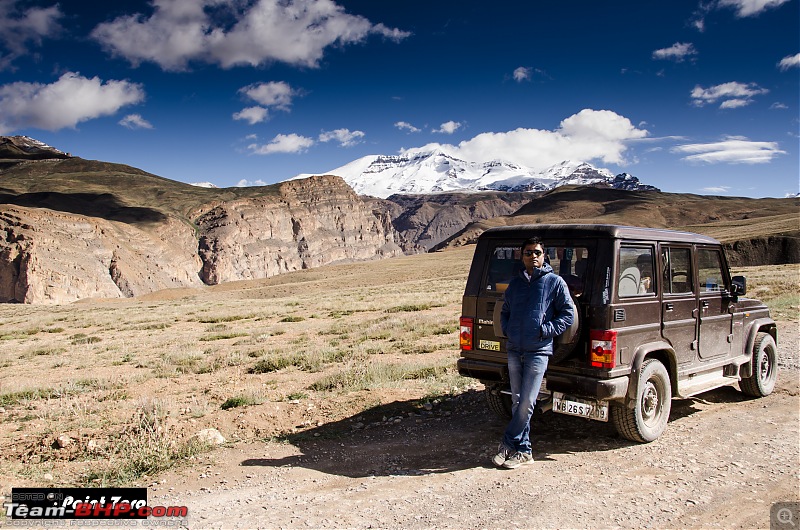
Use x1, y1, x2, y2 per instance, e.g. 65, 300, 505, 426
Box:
552, 392, 609, 422
478, 339, 500, 351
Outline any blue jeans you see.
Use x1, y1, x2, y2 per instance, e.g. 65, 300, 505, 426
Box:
502, 350, 549, 454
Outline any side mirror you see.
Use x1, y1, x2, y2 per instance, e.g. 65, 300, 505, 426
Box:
731, 275, 747, 296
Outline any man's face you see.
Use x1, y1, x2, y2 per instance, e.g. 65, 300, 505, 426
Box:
522, 243, 545, 269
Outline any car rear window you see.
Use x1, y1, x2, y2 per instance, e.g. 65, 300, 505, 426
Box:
484, 243, 590, 298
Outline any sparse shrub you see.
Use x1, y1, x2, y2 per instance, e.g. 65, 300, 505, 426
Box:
279, 316, 305, 323
221, 395, 258, 410
386, 304, 431, 313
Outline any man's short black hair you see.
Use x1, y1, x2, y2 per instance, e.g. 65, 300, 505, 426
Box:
521, 236, 544, 251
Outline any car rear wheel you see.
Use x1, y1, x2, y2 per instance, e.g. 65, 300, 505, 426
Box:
612, 359, 671, 443
485, 386, 512, 419
739, 332, 778, 397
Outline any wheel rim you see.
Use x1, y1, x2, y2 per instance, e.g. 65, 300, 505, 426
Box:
759, 347, 773, 383
641, 380, 661, 425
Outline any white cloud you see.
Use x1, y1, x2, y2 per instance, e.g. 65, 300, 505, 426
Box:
402, 109, 648, 169
690, 81, 768, 108
433, 121, 462, 134
778, 53, 800, 71
233, 106, 270, 125
247, 133, 314, 155
119, 113, 153, 129
239, 81, 296, 110
234, 81, 298, 124
91, 0, 409, 71
701, 186, 731, 193
652, 42, 697, 62
513, 66, 532, 82
770, 102, 788, 109
717, 0, 791, 17
395, 121, 420, 133
319, 128, 364, 147
0, 72, 145, 134
235, 178, 268, 187
0, 0, 63, 70
671, 136, 786, 164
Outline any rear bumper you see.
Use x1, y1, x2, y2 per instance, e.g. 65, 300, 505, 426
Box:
546, 372, 629, 401
457, 358, 629, 401
457, 358, 507, 382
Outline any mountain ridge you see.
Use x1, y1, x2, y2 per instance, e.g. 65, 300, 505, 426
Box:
296, 150, 659, 198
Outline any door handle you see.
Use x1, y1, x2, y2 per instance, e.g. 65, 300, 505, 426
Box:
701, 300, 709, 309
664, 303, 674, 311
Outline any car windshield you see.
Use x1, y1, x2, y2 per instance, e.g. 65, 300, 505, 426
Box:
484, 243, 590, 298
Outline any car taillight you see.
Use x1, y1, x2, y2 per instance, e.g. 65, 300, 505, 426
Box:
460, 317, 473, 351
590, 329, 617, 369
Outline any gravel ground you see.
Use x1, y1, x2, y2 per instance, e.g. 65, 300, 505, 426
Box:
148, 320, 799, 529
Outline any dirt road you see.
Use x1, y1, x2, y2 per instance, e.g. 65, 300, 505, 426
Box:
152, 320, 799, 529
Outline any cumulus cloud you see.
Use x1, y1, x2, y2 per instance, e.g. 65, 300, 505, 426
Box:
239, 81, 296, 110
671, 136, 785, 164
701, 186, 731, 193
690, 81, 768, 108
395, 121, 420, 133
235, 178, 268, 187
652, 42, 697, 62
233, 81, 299, 124
0, 0, 63, 70
319, 128, 364, 147
433, 121, 462, 134
91, 0, 410, 71
402, 109, 648, 169
0, 72, 145, 134
247, 133, 314, 155
778, 53, 800, 71
119, 113, 153, 129
233, 106, 270, 125
717, 0, 791, 17
513, 66, 532, 82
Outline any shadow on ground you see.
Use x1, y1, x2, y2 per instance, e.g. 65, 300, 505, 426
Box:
241, 384, 754, 478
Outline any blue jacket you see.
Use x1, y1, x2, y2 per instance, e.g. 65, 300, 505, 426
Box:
500, 263, 574, 354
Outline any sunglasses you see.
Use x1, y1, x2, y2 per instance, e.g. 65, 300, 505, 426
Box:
523, 249, 544, 257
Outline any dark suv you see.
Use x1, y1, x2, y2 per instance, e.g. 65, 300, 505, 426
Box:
457, 224, 778, 442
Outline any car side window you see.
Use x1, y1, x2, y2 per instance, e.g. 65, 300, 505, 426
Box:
697, 248, 726, 293
662, 247, 693, 294
618, 246, 655, 297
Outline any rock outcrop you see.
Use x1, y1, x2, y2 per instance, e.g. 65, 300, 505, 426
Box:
371, 192, 533, 251
0, 173, 403, 304
194, 175, 402, 285
0, 205, 204, 303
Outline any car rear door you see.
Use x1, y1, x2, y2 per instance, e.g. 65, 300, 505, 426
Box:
660, 245, 697, 365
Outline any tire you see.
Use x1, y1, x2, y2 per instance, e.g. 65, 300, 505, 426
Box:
612, 359, 672, 443
485, 387, 512, 419
552, 296, 581, 363
739, 332, 778, 397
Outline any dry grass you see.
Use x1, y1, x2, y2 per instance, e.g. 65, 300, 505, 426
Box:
0, 246, 796, 488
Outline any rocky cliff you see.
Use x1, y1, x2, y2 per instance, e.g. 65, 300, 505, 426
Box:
0, 205, 204, 303
371, 192, 533, 251
194, 176, 402, 285
0, 155, 403, 303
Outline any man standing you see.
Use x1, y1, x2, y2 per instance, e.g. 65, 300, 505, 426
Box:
493, 236, 574, 469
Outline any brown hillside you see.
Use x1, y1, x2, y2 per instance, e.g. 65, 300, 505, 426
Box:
435, 186, 799, 265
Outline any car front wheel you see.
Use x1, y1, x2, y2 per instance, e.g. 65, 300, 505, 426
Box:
739, 332, 778, 397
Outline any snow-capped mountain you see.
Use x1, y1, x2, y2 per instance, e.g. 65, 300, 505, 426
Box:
0, 135, 70, 159
295, 150, 658, 198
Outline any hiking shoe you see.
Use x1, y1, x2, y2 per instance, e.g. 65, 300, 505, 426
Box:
502, 451, 534, 469
491, 443, 514, 467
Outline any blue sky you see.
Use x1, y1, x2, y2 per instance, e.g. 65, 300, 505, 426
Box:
0, 0, 798, 197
